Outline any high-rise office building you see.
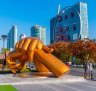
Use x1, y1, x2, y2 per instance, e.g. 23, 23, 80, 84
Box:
31, 25, 46, 45
19, 34, 26, 40
50, 1, 88, 43
7, 25, 18, 51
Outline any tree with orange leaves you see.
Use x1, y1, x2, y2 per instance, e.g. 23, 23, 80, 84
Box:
70, 38, 96, 63
48, 41, 72, 63
69, 38, 96, 79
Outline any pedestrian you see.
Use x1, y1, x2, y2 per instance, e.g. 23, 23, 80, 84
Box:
87, 62, 94, 80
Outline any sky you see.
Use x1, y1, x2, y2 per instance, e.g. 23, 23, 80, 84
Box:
0, 0, 96, 48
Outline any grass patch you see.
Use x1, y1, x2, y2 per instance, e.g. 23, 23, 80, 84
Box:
0, 85, 17, 91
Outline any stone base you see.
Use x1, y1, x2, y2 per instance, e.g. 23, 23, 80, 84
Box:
13, 72, 55, 78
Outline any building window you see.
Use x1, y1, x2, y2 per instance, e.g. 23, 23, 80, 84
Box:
68, 36, 70, 41
64, 15, 68, 20
61, 36, 64, 40
70, 12, 74, 17
66, 27, 69, 31
73, 33, 78, 40
73, 26, 76, 31
57, 16, 62, 22
60, 28, 63, 32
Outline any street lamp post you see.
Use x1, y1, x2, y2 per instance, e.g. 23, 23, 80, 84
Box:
1, 35, 7, 48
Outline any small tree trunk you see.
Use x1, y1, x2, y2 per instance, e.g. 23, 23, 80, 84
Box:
84, 62, 87, 79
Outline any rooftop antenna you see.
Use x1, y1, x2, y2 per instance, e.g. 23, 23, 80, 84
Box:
58, 4, 60, 14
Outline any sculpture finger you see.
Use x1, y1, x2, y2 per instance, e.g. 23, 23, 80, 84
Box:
18, 39, 25, 51
7, 60, 17, 74
42, 45, 54, 53
15, 41, 19, 51
29, 40, 38, 51
27, 39, 38, 61
36, 41, 43, 49
9, 66, 17, 74
22, 38, 31, 52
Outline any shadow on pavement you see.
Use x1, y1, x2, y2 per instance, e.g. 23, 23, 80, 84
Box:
0, 71, 12, 74
13, 72, 56, 78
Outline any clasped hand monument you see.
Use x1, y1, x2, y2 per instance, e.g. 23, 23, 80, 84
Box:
6, 37, 70, 77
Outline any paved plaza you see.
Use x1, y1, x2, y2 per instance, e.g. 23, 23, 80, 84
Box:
0, 71, 96, 91
0, 68, 96, 91
14, 81, 96, 91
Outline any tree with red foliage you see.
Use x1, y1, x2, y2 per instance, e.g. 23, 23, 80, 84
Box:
69, 38, 96, 79
70, 39, 96, 63
48, 41, 72, 63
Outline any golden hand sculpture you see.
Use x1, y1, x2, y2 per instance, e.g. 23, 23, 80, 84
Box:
6, 37, 70, 77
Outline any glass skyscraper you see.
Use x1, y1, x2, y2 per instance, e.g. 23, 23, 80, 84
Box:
31, 25, 46, 45
7, 25, 18, 51
50, 1, 88, 43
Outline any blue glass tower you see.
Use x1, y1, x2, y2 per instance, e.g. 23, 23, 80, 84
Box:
50, 1, 88, 43
7, 25, 18, 51
31, 25, 46, 45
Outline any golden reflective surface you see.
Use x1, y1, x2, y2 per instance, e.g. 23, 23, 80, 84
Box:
6, 37, 70, 78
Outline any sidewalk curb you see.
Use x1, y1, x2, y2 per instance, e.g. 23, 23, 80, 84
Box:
0, 75, 87, 85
